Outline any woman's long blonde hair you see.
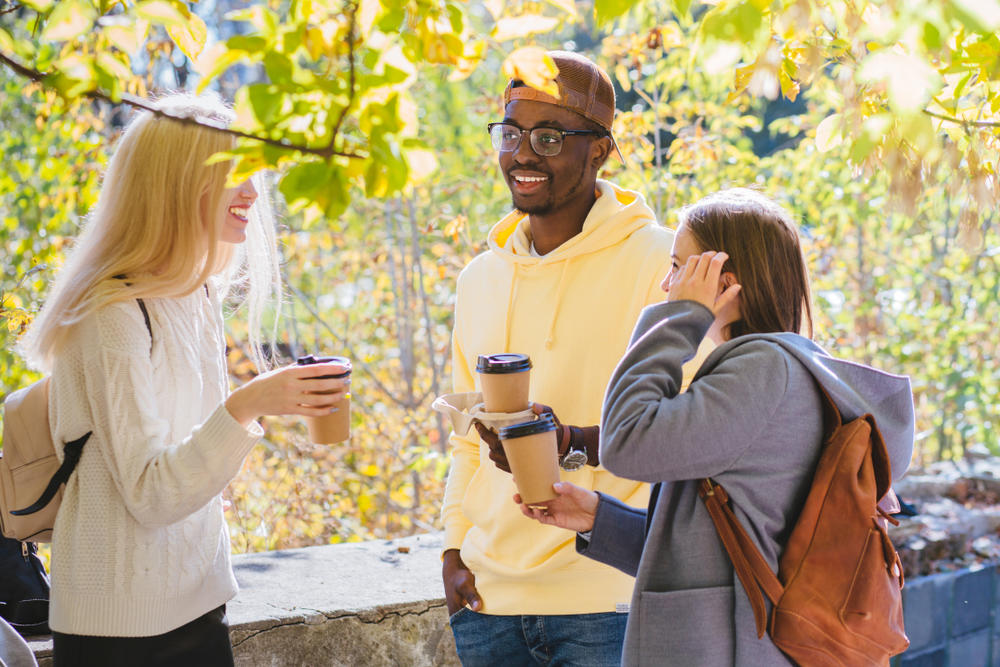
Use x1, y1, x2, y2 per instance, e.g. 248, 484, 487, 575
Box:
21, 94, 281, 371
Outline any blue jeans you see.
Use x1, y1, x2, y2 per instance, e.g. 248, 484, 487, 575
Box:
450, 609, 627, 666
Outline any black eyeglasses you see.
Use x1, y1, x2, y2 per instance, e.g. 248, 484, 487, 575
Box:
487, 122, 607, 157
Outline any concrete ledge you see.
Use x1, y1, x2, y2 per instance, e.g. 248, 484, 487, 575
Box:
31, 536, 994, 665
29, 533, 459, 667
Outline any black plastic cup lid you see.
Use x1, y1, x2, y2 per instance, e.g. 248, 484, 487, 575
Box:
476, 353, 531, 374
296, 355, 352, 378
499, 413, 555, 440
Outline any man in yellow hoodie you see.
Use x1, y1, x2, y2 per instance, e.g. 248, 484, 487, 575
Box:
441, 51, 706, 665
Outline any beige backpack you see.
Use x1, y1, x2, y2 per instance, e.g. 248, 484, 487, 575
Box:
0, 299, 150, 542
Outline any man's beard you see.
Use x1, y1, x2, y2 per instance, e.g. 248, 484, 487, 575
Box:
510, 168, 589, 216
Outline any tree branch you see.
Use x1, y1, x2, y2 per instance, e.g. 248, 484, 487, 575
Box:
328, 1, 358, 153
283, 279, 410, 405
0, 50, 366, 159
923, 109, 1000, 129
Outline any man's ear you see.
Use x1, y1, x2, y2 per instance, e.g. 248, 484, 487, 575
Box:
589, 136, 613, 170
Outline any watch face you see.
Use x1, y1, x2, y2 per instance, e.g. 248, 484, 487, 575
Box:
560, 449, 588, 471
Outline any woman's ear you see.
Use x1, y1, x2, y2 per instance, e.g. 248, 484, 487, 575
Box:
718, 271, 738, 293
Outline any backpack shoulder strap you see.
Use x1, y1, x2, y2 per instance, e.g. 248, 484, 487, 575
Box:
136, 298, 152, 352
111, 276, 153, 348
698, 478, 784, 639
11, 431, 90, 516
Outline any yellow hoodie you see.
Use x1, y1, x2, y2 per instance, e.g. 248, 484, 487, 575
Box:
442, 180, 710, 615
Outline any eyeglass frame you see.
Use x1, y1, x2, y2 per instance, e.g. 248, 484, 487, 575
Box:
487, 121, 609, 157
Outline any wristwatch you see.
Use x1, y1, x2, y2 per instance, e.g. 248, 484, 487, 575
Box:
559, 426, 588, 472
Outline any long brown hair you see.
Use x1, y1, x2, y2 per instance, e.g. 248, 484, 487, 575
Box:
679, 188, 814, 339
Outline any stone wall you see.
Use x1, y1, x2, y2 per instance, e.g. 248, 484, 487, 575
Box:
895, 563, 999, 667
26, 534, 998, 666
28, 533, 459, 667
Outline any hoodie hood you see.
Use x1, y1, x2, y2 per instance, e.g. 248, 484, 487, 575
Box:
698, 333, 914, 479
485, 179, 659, 349
487, 179, 657, 264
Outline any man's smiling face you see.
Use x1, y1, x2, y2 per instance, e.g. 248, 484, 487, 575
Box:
499, 99, 602, 216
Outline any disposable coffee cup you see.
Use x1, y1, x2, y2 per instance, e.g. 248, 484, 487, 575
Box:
499, 414, 560, 506
296, 355, 352, 444
476, 353, 531, 413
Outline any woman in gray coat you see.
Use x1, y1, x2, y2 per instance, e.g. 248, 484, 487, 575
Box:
517, 188, 913, 666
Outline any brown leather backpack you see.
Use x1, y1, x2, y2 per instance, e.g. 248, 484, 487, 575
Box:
699, 386, 908, 666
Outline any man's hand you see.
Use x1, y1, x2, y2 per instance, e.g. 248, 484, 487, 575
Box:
442, 549, 483, 616
474, 422, 510, 473
476, 403, 569, 474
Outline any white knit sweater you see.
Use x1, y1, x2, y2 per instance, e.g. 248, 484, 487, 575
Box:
47, 284, 262, 637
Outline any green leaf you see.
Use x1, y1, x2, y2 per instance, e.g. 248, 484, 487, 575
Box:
672, 0, 692, 20
227, 34, 269, 54
263, 51, 293, 84
41, 0, 97, 42
248, 83, 283, 126
921, 20, 943, 51
594, 0, 634, 26
699, 2, 765, 48
376, 5, 405, 32
279, 161, 332, 211
446, 3, 465, 32
948, 0, 1000, 34
22, 0, 54, 11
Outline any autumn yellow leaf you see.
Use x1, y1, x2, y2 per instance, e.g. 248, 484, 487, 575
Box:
493, 15, 560, 42
358, 0, 381, 39
442, 214, 467, 238
133, 0, 188, 27
502, 47, 560, 99
41, 0, 96, 42
167, 13, 208, 61
544, 0, 577, 19
406, 149, 439, 183
103, 18, 149, 55
815, 113, 843, 152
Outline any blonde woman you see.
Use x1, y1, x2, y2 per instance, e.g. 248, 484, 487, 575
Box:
20, 95, 348, 666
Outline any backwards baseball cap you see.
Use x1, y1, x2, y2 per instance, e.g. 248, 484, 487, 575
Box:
504, 50, 624, 162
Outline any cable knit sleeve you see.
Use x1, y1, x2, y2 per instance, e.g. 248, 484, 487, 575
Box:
79, 301, 261, 528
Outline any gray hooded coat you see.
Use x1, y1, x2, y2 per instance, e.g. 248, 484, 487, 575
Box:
582, 300, 914, 666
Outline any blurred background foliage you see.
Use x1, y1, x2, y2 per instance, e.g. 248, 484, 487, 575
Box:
1, 0, 997, 552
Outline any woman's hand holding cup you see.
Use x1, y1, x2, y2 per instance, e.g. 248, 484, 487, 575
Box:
225, 361, 350, 427
515, 481, 599, 533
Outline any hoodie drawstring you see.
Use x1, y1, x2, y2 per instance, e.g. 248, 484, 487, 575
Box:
544, 259, 571, 349
503, 264, 519, 351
